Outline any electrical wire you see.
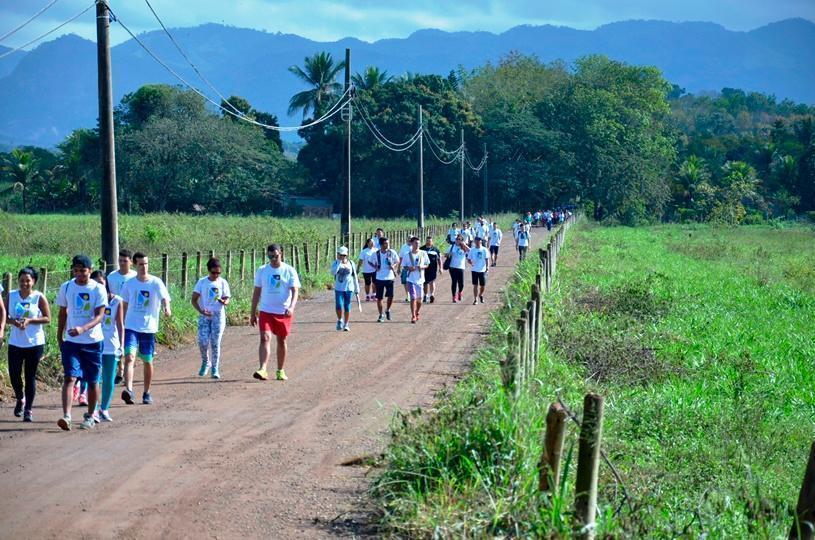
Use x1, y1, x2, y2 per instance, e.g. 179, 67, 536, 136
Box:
0, 1, 93, 60
110, 7, 352, 132
352, 98, 422, 148
464, 149, 487, 172
0, 0, 60, 44
424, 127, 462, 156
425, 136, 461, 164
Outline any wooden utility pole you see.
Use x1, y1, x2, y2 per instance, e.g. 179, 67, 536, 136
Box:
96, 0, 118, 270
459, 128, 465, 222
417, 105, 425, 231
341, 48, 352, 246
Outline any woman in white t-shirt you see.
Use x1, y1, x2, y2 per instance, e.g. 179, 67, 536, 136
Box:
357, 238, 378, 302
192, 257, 231, 379
331, 246, 359, 331
517, 224, 532, 261
445, 234, 470, 303
7, 267, 51, 422
91, 270, 124, 422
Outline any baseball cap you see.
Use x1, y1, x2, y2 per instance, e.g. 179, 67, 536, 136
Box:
71, 254, 93, 269
337, 246, 349, 255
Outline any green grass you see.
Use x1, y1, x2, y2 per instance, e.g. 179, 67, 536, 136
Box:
372, 222, 815, 538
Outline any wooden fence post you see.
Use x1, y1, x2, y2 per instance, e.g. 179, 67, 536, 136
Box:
239, 250, 246, 282
315, 242, 321, 273
161, 254, 168, 285
251, 249, 257, 275
303, 243, 311, 273
526, 300, 536, 376
181, 252, 189, 297
324, 238, 331, 262
2, 272, 11, 308
517, 311, 528, 386
293, 245, 301, 272
39, 267, 48, 295
575, 393, 604, 540
790, 441, 815, 540
540, 402, 568, 493
195, 251, 202, 278
224, 250, 231, 280
209, 249, 215, 260
532, 284, 542, 363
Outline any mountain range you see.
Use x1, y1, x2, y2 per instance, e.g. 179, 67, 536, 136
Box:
0, 17, 813, 148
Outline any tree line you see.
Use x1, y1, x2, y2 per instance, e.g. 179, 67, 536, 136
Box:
1, 52, 813, 224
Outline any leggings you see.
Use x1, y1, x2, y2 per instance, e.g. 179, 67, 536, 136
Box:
449, 268, 465, 296
198, 313, 226, 369
100, 354, 119, 411
8, 344, 44, 410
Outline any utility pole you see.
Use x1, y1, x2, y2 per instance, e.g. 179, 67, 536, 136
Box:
417, 105, 424, 231
483, 143, 488, 215
97, 0, 118, 272
459, 128, 465, 222
341, 47, 351, 246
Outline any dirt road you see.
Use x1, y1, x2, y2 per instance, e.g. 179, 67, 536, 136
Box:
0, 239, 542, 539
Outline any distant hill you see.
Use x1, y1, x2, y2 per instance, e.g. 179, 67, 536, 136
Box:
0, 18, 813, 147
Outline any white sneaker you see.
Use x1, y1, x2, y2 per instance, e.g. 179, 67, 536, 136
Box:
99, 410, 114, 422
343, 323, 350, 332
79, 413, 95, 430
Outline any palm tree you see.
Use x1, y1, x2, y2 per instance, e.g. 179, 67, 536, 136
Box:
352, 66, 392, 91
287, 52, 346, 119
3, 148, 39, 212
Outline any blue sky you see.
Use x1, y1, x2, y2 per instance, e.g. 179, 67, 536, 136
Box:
1, 0, 814, 49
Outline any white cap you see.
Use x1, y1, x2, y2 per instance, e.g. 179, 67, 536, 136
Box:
337, 246, 349, 255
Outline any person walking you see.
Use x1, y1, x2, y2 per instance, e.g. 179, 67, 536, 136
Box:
445, 234, 470, 303
371, 228, 385, 249
107, 249, 136, 385
420, 236, 442, 303
446, 222, 459, 246
7, 267, 50, 422
251, 244, 300, 382
401, 236, 430, 323
467, 236, 490, 304
366, 237, 399, 322
398, 239, 412, 303
0, 280, 5, 351
488, 222, 503, 267
331, 246, 359, 332
192, 257, 230, 379
120, 252, 171, 405
90, 271, 123, 422
357, 238, 377, 302
517, 223, 532, 261
56, 255, 107, 431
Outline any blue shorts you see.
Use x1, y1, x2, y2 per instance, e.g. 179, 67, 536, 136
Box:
335, 290, 353, 312
61, 341, 102, 382
400, 268, 409, 285
124, 329, 157, 362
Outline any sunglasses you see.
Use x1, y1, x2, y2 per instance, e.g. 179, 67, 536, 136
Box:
209, 270, 222, 275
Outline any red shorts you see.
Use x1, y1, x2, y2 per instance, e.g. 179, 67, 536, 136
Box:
258, 311, 293, 337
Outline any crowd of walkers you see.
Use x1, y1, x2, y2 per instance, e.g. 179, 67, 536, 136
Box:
0, 211, 568, 431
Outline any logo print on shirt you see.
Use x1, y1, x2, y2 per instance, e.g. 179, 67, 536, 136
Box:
270, 274, 282, 290
137, 290, 150, 309
75, 292, 91, 312
208, 286, 220, 301
104, 307, 112, 327
15, 301, 31, 319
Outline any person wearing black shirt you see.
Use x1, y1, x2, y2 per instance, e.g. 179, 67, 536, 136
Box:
420, 236, 443, 304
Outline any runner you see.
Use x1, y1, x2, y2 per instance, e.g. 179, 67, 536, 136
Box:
192, 257, 230, 379
517, 223, 532, 261
90, 271, 123, 422
420, 236, 442, 303
400, 236, 430, 323
120, 252, 171, 405
330, 246, 358, 332
7, 267, 50, 422
445, 234, 470, 303
467, 236, 490, 304
488, 222, 503, 267
55, 255, 107, 431
357, 238, 377, 302
366, 237, 399, 322
398, 239, 412, 303
250, 244, 300, 381
107, 249, 135, 384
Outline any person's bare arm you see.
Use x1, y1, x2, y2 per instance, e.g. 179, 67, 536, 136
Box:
286, 287, 299, 317
191, 291, 209, 316
250, 286, 261, 326
57, 306, 67, 345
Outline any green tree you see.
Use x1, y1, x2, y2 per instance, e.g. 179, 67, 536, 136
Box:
2, 149, 39, 212
287, 52, 346, 119
352, 66, 392, 91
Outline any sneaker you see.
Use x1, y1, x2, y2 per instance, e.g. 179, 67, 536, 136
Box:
57, 416, 72, 431
99, 410, 113, 422
14, 398, 25, 417
430, 295, 435, 304
78, 392, 88, 406
79, 413, 95, 430
114, 373, 123, 385
336, 320, 343, 331
198, 363, 208, 377
211, 369, 221, 380
92, 411, 101, 424
452, 296, 457, 304
473, 299, 478, 305
411, 317, 417, 324
343, 323, 350, 332
72, 385, 80, 403
457, 292, 463, 302
121, 389, 135, 405
23, 410, 33, 423
480, 295, 485, 304
253, 368, 268, 381
275, 369, 288, 381
404, 297, 410, 303
422, 295, 428, 303
142, 392, 153, 405
385, 310, 392, 321
377, 313, 385, 323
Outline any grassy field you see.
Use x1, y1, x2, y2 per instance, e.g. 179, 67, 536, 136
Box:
372, 222, 815, 537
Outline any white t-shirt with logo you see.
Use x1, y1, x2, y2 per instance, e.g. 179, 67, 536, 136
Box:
121, 275, 171, 334
8, 290, 46, 348
107, 269, 137, 296
475, 223, 488, 240
254, 263, 301, 315
367, 249, 399, 281
400, 250, 430, 285
331, 260, 358, 293
193, 276, 231, 316
518, 227, 531, 247
446, 228, 459, 244
398, 244, 411, 261
56, 279, 107, 344
100, 295, 122, 355
446, 245, 468, 270
490, 229, 503, 246
358, 247, 378, 273
467, 246, 490, 273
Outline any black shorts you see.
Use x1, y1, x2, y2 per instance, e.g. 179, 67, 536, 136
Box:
489, 245, 499, 254
471, 271, 487, 286
425, 268, 438, 283
375, 279, 394, 299
363, 272, 375, 286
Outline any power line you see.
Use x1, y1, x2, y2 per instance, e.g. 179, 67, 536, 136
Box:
0, 0, 60, 44
424, 127, 463, 156
352, 98, 422, 149
0, 1, 93, 60
464, 148, 487, 172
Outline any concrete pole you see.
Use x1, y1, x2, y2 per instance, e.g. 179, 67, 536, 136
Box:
96, 0, 118, 272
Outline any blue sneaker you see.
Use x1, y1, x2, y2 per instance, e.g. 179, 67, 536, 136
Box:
142, 392, 153, 405
211, 368, 221, 380
336, 320, 343, 331
198, 362, 208, 377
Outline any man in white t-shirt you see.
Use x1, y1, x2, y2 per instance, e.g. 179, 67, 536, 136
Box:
366, 237, 400, 322
400, 236, 430, 323
107, 249, 136, 383
488, 223, 503, 267
371, 228, 385, 250
120, 252, 171, 405
56, 255, 107, 431
398, 240, 412, 303
251, 243, 301, 382
467, 237, 490, 304
517, 223, 532, 261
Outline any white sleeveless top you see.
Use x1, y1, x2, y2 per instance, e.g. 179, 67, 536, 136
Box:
8, 290, 46, 348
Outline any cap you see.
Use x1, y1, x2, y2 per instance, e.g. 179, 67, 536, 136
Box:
337, 246, 349, 255
71, 254, 93, 269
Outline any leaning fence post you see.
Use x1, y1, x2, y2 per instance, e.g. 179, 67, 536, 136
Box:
161, 254, 169, 285
575, 393, 604, 540
2, 272, 11, 308
181, 252, 189, 297
790, 440, 815, 540
540, 402, 568, 493
39, 267, 48, 295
